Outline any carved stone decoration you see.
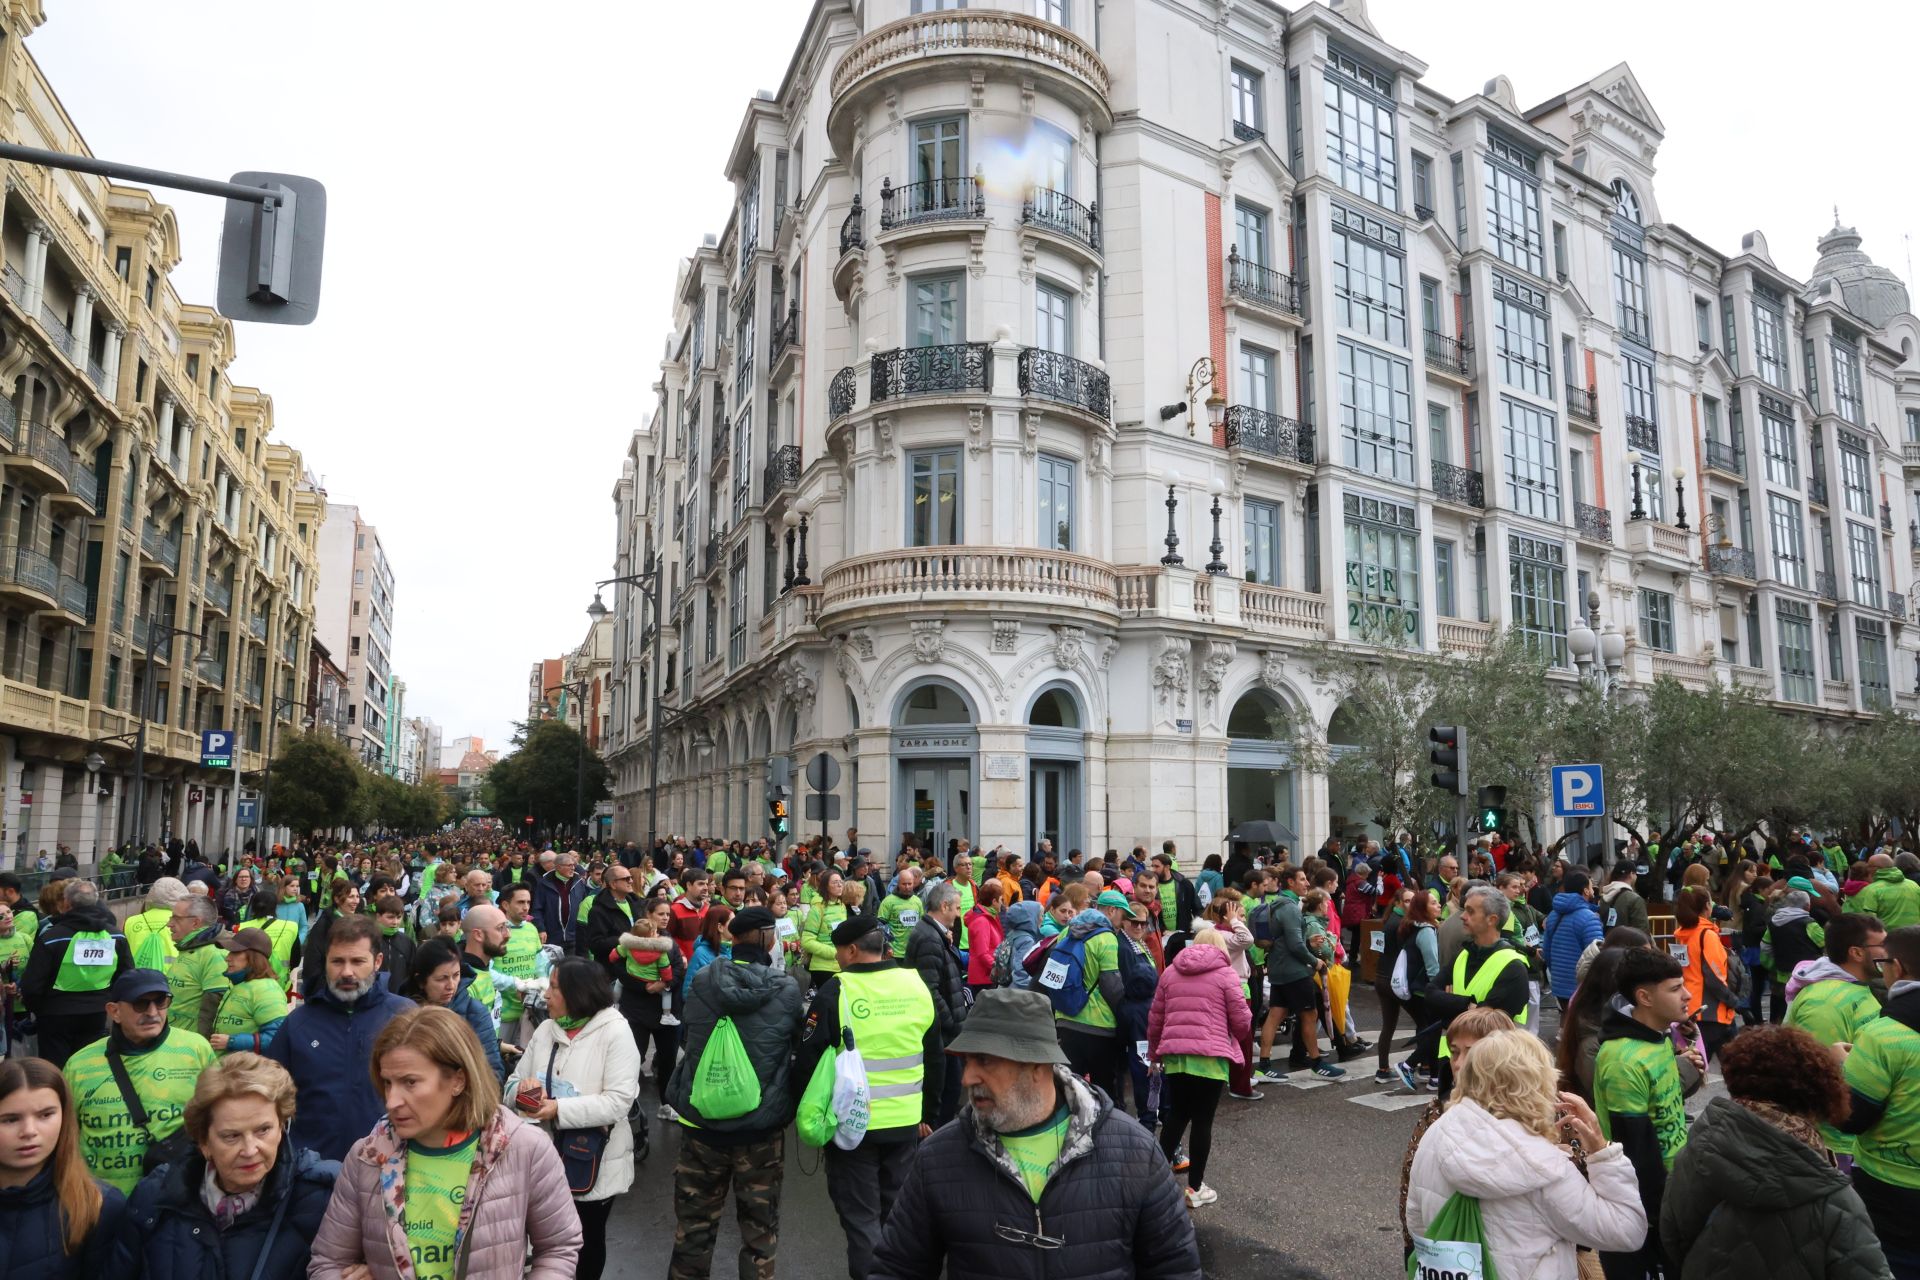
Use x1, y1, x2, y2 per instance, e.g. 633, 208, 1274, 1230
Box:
966, 407, 986, 458
1017, 237, 1037, 284
1098, 636, 1119, 670
910, 619, 946, 664
833, 640, 859, 688
1198, 641, 1236, 719
1259, 649, 1289, 694
1050, 624, 1085, 670
779, 655, 816, 711
968, 229, 986, 278
1022, 410, 1041, 458
991, 619, 1020, 653
1152, 636, 1190, 719
848, 627, 875, 661
874, 416, 895, 462
1019, 76, 1035, 116
1088, 431, 1111, 478
970, 71, 986, 111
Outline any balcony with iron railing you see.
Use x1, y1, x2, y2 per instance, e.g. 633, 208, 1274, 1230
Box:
197, 654, 227, 687
702, 533, 720, 577
1810, 474, 1829, 507
878, 175, 985, 231
764, 444, 802, 497
249, 614, 267, 641
1, 263, 23, 305
1703, 438, 1745, 478
1566, 385, 1599, 421
204, 577, 232, 614
1883, 501, 1896, 534
0, 393, 16, 449
839, 195, 865, 255
1708, 545, 1756, 580
1816, 570, 1840, 602
1891, 591, 1909, 622
17, 422, 73, 490
1625, 415, 1659, 453
870, 343, 993, 403
245, 675, 264, 704
37, 304, 72, 356
131, 616, 149, 652
1414, 203, 1435, 222
1222, 406, 1313, 467
2, 547, 58, 602
1432, 460, 1486, 509
1224, 246, 1302, 317
1424, 331, 1471, 379
1021, 187, 1100, 255
1572, 502, 1612, 545
56, 573, 89, 619
1018, 348, 1110, 419
829, 366, 857, 421
769, 300, 801, 371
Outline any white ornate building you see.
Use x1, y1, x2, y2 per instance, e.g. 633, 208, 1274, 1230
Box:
602, 0, 1920, 859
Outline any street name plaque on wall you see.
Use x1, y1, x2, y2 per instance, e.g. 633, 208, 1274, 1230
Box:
984, 754, 1022, 780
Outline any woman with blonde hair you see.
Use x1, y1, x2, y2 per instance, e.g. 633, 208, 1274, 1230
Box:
0, 1057, 122, 1275
1407, 1029, 1647, 1279
309, 1006, 581, 1280
111, 1053, 336, 1280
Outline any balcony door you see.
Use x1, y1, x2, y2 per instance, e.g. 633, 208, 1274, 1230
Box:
911, 118, 965, 215
911, 275, 962, 348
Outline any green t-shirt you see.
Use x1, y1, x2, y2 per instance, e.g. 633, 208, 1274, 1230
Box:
495, 921, 545, 1021
212, 977, 290, 1050
66, 1029, 217, 1193
1163, 1053, 1230, 1080
876, 892, 922, 958
1845, 1011, 1920, 1189
1593, 1033, 1689, 1170
1158, 881, 1177, 930
405, 1131, 481, 1280
1785, 978, 1883, 1155
1057, 929, 1120, 1031
997, 1105, 1068, 1202
166, 937, 232, 1032
0, 928, 29, 974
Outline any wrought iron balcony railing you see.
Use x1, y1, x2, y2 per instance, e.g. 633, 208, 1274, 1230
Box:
763, 444, 802, 496
1017, 348, 1110, 418
1225, 246, 1301, 315
1816, 570, 1840, 602
1703, 438, 1744, 476
870, 343, 992, 402
1625, 415, 1659, 453
1432, 459, 1486, 509
1021, 187, 1100, 252
878, 175, 985, 230
1708, 545, 1755, 579
1423, 332, 1469, 377
1566, 385, 1598, 421
769, 300, 800, 368
829, 366, 857, 420
1223, 405, 1314, 466
839, 194, 864, 254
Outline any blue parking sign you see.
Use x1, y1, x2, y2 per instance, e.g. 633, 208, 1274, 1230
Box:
201, 729, 234, 768
1551, 764, 1605, 817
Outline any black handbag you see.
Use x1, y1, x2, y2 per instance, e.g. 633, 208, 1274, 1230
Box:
106, 1045, 196, 1175
544, 1043, 611, 1195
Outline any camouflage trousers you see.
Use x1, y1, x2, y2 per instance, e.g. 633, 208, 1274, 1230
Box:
670, 1130, 784, 1280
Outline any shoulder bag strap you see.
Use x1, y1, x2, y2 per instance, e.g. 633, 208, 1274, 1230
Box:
104, 1046, 155, 1135
247, 1172, 296, 1280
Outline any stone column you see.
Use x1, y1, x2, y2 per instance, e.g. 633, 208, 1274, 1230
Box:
102, 323, 124, 392
69, 284, 93, 365
28, 767, 64, 860
23, 221, 48, 314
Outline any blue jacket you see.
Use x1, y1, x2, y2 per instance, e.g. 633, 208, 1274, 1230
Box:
531, 871, 592, 948
261, 975, 410, 1161
112, 1144, 337, 1280
0, 1166, 125, 1280
1542, 891, 1604, 998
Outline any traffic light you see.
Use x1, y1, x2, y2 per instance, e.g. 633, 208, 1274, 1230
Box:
1476, 786, 1507, 832
768, 798, 789, 839
1428, 725, 1467, 796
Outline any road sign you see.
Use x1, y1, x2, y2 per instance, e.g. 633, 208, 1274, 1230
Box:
236, 798, 258, 828
201, 729, 234, 769
804, 752, 841, 793
1551, 763, 1606, 817
188, 787, 203, 804
216, 172, 327, 325
804, 793, 841, 822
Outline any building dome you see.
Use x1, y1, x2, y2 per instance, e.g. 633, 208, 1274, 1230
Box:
1807, 217, 1910, 328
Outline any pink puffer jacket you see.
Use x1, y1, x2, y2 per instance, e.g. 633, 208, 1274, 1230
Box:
1146, 941, 1252, 1061
308, 1108, 583, 1280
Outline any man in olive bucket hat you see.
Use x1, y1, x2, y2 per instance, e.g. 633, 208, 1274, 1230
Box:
868, 988, 1203, 1280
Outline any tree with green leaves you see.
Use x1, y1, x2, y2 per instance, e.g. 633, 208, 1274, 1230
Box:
482, 718, 611, 838
265, 732, 362, 836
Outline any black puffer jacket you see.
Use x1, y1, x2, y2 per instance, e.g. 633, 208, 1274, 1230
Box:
869, 1069, 1201, 1280
1661, 1096, 1890, 1280
0, 1164, 125, 1280
904, 916, 969, 1039
666, 944, 805, 1139
111, 1143, 339, 1280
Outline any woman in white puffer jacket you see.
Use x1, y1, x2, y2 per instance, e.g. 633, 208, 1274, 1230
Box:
1408, 1029, 1648, 1280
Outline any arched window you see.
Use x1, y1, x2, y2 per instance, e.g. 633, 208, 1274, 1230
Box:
1227, 690, 1285, 740
1611, 179, 1642, 226
898, 681, 971, 725
1028, 687, 1081, 728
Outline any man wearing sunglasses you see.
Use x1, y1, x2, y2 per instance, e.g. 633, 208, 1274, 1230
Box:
62, 967, 216, 1193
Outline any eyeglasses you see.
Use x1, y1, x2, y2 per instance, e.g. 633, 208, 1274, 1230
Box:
124, 995, 171, 1013
994, 1223, 1065, 1250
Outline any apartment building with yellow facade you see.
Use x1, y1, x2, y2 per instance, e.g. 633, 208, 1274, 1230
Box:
0, 1, 320, 863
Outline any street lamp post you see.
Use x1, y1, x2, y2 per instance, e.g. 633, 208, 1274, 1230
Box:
1567, 589, 1628, 868
544, 677, 593, 848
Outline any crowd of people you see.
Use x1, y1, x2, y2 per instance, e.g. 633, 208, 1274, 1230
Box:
0, 821, 1910, 1278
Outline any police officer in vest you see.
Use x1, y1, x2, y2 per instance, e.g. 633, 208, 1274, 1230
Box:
19, 878, 134, 1066
1429, 883, 1531, 1097
796, 913, 940, 1280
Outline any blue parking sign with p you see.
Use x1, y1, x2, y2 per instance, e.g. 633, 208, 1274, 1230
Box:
201, 729, 234, 768
1552, 763, 1605, 817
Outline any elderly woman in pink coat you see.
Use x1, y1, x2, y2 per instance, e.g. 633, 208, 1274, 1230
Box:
1146, 925, 1253, 1209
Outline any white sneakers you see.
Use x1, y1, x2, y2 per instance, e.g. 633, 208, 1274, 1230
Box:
1185, 1184, 1218, 1209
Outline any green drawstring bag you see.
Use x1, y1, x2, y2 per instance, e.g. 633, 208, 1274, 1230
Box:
1409, 1192, 1498, 1280
795, 1042, 839, 1147
689, 1017, 762, 1120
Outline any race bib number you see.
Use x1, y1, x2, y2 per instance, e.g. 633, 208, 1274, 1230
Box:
898, 909, 920, 930
72, 939, 113, 966
1136, 1040, 1150, 1060
775, 917, 798, 939
1523, 925, 1542, 948
1670, 943, 1690, 968
1411, 1235, 1486, 1280
1039, 956, 1071, 991
1607, 908, 1619, 928
1369, 930, 1387, 953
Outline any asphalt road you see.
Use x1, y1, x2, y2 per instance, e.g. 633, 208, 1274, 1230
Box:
601, 984, 1505, 1279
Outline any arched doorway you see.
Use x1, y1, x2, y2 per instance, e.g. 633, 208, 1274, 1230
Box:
1026, 684, 1084, 857
891, 679, 977, 857
1323, 699, 1380, 845
1226, 689, 1298, 854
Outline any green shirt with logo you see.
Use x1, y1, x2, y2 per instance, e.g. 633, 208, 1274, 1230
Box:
1785, 977, 1883, 1155
65, 1029, 216, 1193
1845, 1010, 1920, 1189
212, 977, 290, 1052
494, 921, 545, 1022
166, 935, 232, 1033
1056, 929, 1120, 1031
876, 892, 921, 959
1158, 881, 1177, 931
998, 1105, 1068, 1202
1593, 1034, 1689, 1170
405, 1130, 481, 1280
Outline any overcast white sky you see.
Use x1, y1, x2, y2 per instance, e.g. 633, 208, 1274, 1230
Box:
27, 1, 1917, 753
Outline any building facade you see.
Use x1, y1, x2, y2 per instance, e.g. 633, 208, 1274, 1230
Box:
604, 0, 1920, 857
0, 3, 321, 863
313, 499, 396, 770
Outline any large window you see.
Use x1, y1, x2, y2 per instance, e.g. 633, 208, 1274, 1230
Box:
1840, 434, 1874, 517
1244, 498, 1281, 586
1337, 340, 1414, 483
1768, 493, 1808, 589
1035, 282, 1072, 355
1484, 135, 1544, 277
1330, 202, 1406, 347
1831, 334, 1864, 425
1761, 398, 1799, 489
1858, 621, 1891, 709
1323, 51, 1397, 209
728, 553, 748, 668
1492, 273, 1553, 397
1622, 353, 1658, 433
1038, 454, 1075, 552
1611, 244, 1650, 344
1434, 540, 1456, 617
1344, 492, 1419, 644
1230, 62, 1264, 136
909, 449, 961, 546
1234, 201, 1271, 267
1753, 291, 1790, 390
1501, 397, 1561, 522
1847, 520, 1881, 607
1638, 588, 1675, 653
1508, 533, 1568, 665
1238, 345, 1276, 413
910, 274, 963, 347
1778, 601, 1816, 704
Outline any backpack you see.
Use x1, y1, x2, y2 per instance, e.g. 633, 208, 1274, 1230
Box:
1026, 929, 1097, 1016
1719, 947, 1753, 1008
1116, 932, 1158, 1003
1249, 899, 1281, 947
992, 935, 1036, 990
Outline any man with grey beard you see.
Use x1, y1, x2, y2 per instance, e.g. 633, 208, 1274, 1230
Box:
869, 989, 1202, 1280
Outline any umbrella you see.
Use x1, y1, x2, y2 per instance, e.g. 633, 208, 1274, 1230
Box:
1225, 819, 1298, 847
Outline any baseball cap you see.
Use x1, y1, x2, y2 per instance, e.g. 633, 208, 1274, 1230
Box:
729, 907, 777, 936
1095, 890, 1133, 911
224, 927, 275, 958
108, 968, 170, 1003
